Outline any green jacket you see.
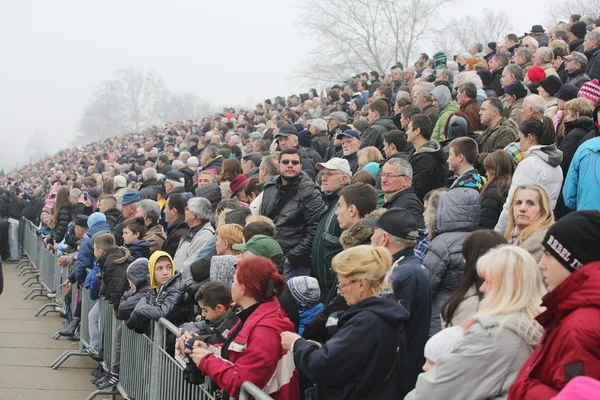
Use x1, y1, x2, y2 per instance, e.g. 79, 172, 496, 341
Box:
311, 190, 343, 292
432, 101, 460, 142
477, 117, 519, 165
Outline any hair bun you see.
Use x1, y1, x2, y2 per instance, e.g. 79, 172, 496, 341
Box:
372, 247, 392, 277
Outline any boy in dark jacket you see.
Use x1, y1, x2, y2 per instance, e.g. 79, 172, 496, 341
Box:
122, 217, 151, 259
94, 233, 134, 311
446, 137, 486, 192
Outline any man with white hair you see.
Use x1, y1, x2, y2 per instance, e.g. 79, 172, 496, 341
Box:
584, 31, 600, 80
469, 43, 484, 57
390, 67, 407, 96
522, 36, 539, 53
309, 118, 330, 161
521, 94, 547, 122
139, 168, 161, 201
412, 82, 439, 126
514, 47, 534, 74
139, 199, 166, 253
534, 47, 559, 78
405, 66, 417, 90
173, 197, 215, 278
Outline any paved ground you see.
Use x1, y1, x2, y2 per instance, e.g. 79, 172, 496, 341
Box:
0, 260, 100, 400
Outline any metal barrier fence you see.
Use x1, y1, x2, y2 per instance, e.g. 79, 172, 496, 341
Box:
240, 382, 276, 400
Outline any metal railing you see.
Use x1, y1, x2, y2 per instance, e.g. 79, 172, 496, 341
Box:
240, 381, 275, 400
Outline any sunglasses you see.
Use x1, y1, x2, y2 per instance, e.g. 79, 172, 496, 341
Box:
281, 159, 300, 165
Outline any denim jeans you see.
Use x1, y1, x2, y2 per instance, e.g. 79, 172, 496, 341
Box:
88, 301, 100, 350
111, 324, 123, 375
7, 218, 19, 260
282, 262, 311, 281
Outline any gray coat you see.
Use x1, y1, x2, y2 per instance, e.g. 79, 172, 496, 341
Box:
405, 314, 543, 400
423, 188, 480, 336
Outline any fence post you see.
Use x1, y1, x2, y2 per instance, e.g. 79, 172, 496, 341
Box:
149, 322, 162, 400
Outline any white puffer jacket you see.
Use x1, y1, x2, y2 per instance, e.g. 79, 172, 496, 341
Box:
495, 144, 563, 234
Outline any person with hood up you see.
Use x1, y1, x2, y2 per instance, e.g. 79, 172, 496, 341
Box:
423, 187, 480, 336
509, 211, 600, 399
431, 84, 460, 142
282, 246, 410, 400
407, 245, 545, 400
439, 114, 479, 158
407, 114, 449, 201
359, 99, 397, 151
495, 117, 563, 234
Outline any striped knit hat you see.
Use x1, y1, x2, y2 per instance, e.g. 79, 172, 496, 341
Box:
578, 79, 600, 105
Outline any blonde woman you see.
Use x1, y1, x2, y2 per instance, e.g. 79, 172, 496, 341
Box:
281, 245, 409, 399
406, 245, 546, 400
357, 146, 384, 179
505, 185, 555, 262
209, 224, 244, 285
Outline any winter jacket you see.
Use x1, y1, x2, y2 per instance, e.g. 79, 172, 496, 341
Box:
479, 181, 509, 229
360, 116, 397, 151
51, 203, 73, 244
509, 261, 600, 400
293, 294, 409, 400
509, 97, 525, 127
139, 179, 161, 201
410, 141, 449, 201
431, 98, 460, 143
99, 246, 134, 310
304, 147, 323, 165
312, 132, 330, 161
390, 249, 431, 390
563, 137, 600, 212
203, 155, 224, 175
495, 145, 563, 234
198, 299, 300, 400
173, 221, 215, 279
311, 190, 343, 294
298, 304, 324, 336
209, 255, 239, 285
85, 264, 102, 301
566, 69, 591, 89
125, 239, 151, 260
460, 99, 485, 131
422, 104, 439, 126
144, 224, 166, 254
342, 152, 359, 174
491, 68, 505, 97
180, 167, 195, 193
570, 38, 585, 53
74, 220, 112, 284
423, 188, 480, 336
448, 168, 486, 192
382, 187, 425, 229
103, 208, 123, 230
260, 172, 325, 269
559, 117, 595, 176
162, 216, 189, 258
585, 47, 600, 80
544, 97, 559, 119
339, 208, 386, 250
518, 228, 548, 263
477, 117, 519, 165
179, 308, 240, 345
116, 258, 151, 321
407, 314, 543, 400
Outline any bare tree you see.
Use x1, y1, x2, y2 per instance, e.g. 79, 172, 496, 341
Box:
545, 0, 600, 23
296, 0, 454, 86
75, 80, 124, 144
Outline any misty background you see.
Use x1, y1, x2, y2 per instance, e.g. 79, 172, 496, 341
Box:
0, 0, 555, 172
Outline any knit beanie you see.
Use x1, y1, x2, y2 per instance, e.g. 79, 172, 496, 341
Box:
297, 129, 313, 148
424, 326, 464, 363
487, 42, 497, 51
527, 67, 546, 84
362, 162, 380, 179
540, 75, 563, 97
477, 70, 493, 87
433, 51, 447, 69
578, 79, 600, 105
504, 81, 528, 100
555, 84, 580, 101
570, 21, 587, 39
87, 212, 107, 228
195, 183, 222, 212
287, 276, 321, 311
542, 210, 600, 272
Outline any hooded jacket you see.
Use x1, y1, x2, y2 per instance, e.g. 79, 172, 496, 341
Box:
509, 262, 600, 399
293, 294, 409, 400
117, 257, 151, 321
563, 137, 600, 212
74, 219, 112, 284
339, 208, 386, 250
477, 117, 519, 165
423, 188, 480, 336
431, 85, 460, 142
410, 141, 449, 201
173, 221, 215, 279
260, 172, 325, 268
144, 223, 166, 254
407, 314, 543, 400
125, 239, 151, 259
382, 187, 425, 229
495, 144, 563, 234
99, 246, 134, 311
162, 216, 189, 258
127, 251, 187, 330
198, 298, 300, 400
360, 116, 397, 151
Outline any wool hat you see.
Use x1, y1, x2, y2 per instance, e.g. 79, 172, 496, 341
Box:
540, 75, 563, 97
121, 191, 141, 205
362, 162, 380, 179
195, 183, 222, 211
229, 174, 249, 196
433, 51, 447, 67
316, 157, 352, 178
476, 70, 493, 87
232, 234, 284, 265
74, 214, 89, 228
504, 142, 526, 164
570, 22, 587, 39
250, 131, 262, 139
424, 326, 464, 363
487, 42, 497, 51
504, 81, 528, 99
87, 212, 107, 228
578, 79, 600, 104
287, 276, 321, 311
113, 175, 127, 188
527, 67, 546, 84
554, 84, 580, 101
297, 129, 313, 148
542, 210, 600, 273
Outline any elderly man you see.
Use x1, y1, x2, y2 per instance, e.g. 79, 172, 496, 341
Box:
412, 82, 439, 126
514, 48, 534, 74
565, 51, 591, 88
490, 53, 509, 97
196, 170, 217, 187
200, 144, 224, 175
458, 82, 485, 131
501, 64, 525, 89
139, 168, 161, 201
113, 191, 141, 246
173, 197, 214, 278
139, 199, 166, 253
242, 152, 262, 179
248, 155, 279, 216
172, 160, 194, 192
337, 129, 361, 174
309, 118, 330, 161
324, 111, 350, 158
584, 31, 600, 80
521, 94, 547, 122
522, 36, 539, 53
113, 175, 129, 205
390, 67, 407, 96
311, 158, 352, 297
381, 157, 425, 228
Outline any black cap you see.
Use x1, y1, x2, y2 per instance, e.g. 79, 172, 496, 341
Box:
74, 214, 89, 228
362, 208, 419, 240
165, 170, 184, 182
243, 152, 263, 167
275, 125, 298, 138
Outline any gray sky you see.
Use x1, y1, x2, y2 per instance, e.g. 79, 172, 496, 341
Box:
0, 0, 546, 171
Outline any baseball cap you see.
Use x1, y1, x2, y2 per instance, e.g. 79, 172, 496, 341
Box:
336, 129, 361, 141
324, 111, 349, 123
362, 208, 419, 240
316, 157, 352, 178
274, 125, 298, 138
564, 51, 588, 65
165, 170, 185, 182
232, 235, 284, 265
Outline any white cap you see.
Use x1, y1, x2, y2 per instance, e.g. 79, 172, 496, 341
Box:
113, 175, 127, 188
316, 157, 352, 178
424, 326, 464, 363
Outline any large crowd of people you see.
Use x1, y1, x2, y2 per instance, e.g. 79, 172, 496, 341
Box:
2, 11, 600, 400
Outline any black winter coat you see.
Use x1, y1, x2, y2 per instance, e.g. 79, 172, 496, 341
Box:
162, 217, 189, 258
342, 152, 359, 174
312, 132, 330, 161
180, 168, 195, 193
409, 142, 449, 201
99, 247, 134, 311
139, 179, 162, 201
294, 295, 409, 400
585, 47, 600, 81
559, 117, 595, 176
479, 181, 508, 229
117, 257, 151, 321
104, 208, 123, 230
382, 187, 425, 229
22, 196, 45, 225
260, 172, 325, 268
52, 203, 73, 244
360, 116, 397, 151
491, 68, 504, 97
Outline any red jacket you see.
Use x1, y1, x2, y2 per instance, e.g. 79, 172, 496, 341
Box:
199, 298, 299, 400
509, 261, 600, 400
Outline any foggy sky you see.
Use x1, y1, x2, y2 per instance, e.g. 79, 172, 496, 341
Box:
0, 0, 549, 172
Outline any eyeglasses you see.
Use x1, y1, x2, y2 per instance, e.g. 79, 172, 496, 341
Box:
381, 173, 407, 179
337, 280, 357, 291
281, 159, 301, 165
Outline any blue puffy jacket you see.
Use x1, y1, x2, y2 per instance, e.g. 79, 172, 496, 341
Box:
74, 221, 111, 284
563, 137, 600, 212
85, 264, 102, 300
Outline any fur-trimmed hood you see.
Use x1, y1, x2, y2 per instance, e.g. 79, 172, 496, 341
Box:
339, 208, 386, 249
